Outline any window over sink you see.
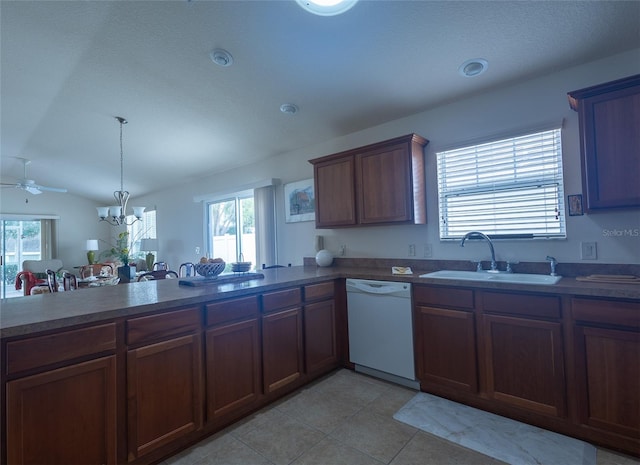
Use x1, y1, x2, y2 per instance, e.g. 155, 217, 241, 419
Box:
436, 127, 566, 240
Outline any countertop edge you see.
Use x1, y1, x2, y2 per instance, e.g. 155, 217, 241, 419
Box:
2, 266, 638, 339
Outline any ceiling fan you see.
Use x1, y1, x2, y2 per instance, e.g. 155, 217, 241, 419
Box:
1, 157, 67, 195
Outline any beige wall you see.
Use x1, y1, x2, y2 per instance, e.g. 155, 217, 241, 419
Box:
3, 48, 639, 268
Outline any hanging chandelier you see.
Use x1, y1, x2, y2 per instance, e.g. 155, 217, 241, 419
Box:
96, 116, 145, 226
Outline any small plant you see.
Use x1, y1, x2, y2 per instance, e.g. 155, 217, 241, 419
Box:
99, 231, 131, 265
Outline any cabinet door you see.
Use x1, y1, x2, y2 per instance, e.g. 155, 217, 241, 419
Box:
127, 333, 203, 461
262, 307, 303, 394
304, 299, 337, 376
415, 305, 478, 392
313, 156, 357, 227
356, 144, 414, 224
7, 356, 117, 465
206, 318, 261, 421
483, 314, 566, 417
574, 325, 640, 438
569, 75, 640, 210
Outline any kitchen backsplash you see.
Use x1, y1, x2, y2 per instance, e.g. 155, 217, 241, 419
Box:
303, 257, 640, 278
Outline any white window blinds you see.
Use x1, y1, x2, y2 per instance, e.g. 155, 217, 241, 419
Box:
437, 128, 566, 240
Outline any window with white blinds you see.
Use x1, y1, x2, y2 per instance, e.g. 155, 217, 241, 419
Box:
437, 128, 566, 240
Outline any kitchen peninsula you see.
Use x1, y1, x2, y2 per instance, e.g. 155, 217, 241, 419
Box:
2, 262, 639, 464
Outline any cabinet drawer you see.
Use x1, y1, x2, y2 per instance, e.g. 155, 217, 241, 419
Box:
413, 285, 474, 310
206, 296, 259, 326
6, 323, 116, 375
127, 307, 200, 346
482, 291, 560, 319
262, 287, 301, 313
304, 281, 335, 302
572, 298, 640, 329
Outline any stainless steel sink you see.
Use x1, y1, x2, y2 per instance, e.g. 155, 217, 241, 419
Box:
419, 270, 562, 285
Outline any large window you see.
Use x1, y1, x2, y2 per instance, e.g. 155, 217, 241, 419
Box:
437, 128, 566, 240
1, 217, 57, 299
128, 209, 157, 257
207, 194, 255, 270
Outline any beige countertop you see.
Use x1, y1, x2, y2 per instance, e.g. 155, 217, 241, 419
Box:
2, 265, 639, 340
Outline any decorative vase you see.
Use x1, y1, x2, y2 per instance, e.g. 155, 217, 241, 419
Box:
145, 252, 155, 271
117, 265, 135, 283
315, 249, 333, 267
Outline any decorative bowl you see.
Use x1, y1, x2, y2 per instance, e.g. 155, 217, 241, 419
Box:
195, 261, 226, 278
231, 261, 252, 273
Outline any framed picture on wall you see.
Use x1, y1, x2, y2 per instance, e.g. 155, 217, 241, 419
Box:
284, 179, 315, 223
568, 194, 584, 216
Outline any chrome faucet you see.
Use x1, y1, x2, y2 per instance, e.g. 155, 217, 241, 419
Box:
461, 231, 498, 271
546, 256, 558, 276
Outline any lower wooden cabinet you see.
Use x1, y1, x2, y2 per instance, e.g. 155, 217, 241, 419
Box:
572, 297, 640, 443
262, 307, 304, 394
304, 299, 337, 376
415, 305, 478, 393
413, 285, 478, 393
483, 314, 566, 417
206, 318, 261, 421
126, 308, 203, 462
7, 356, 117, 465
574, 325, 640, 438
413, 285, 640, 456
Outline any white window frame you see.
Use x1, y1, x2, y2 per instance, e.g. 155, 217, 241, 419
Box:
127, 209, 157, 256
437, 127, 566, 240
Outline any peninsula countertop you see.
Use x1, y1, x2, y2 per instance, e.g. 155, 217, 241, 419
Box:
2, 265, 639, 339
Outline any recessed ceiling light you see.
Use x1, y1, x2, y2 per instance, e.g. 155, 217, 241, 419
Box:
458, 58, 488, 77
295, 0, 358, 16
280, 103, 299, 115
210, 49, 233, 67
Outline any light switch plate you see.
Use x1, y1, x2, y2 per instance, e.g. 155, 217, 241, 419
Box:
580, 241, 597, 260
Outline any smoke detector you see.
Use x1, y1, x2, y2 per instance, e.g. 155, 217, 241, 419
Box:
210, 49, 234, 67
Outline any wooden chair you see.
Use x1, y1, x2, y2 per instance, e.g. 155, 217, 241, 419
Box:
18, 259, 63, 296
45, 269, 59, 292
62, 272, 78, 291
179, 262, 195, 277
153, 262, 169, 271
80, 263, 115, 279
137, 270, 179, 281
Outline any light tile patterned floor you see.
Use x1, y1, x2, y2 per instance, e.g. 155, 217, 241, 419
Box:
162, 369, 639, 465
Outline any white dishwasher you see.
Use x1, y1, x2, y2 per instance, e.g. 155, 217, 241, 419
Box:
346, 279, 419, 389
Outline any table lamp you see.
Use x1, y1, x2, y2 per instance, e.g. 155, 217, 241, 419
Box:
86, 239, 99, 265
140, 238, 158, 271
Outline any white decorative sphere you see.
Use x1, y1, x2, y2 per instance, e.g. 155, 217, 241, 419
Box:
315, 249, 334, 267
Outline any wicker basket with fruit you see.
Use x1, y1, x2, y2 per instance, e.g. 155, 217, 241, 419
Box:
195, 257, 226, 278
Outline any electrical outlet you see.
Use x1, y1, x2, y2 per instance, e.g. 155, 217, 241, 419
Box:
408, 244, 416, 257
424, 243, 432, 258
195, 246, 200, 255
339, 244, 346, 256
580, 241, 597, 260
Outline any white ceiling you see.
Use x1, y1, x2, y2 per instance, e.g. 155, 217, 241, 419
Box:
2, 0, 639, 203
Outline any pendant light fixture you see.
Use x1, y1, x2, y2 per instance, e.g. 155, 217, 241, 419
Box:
96, 116, 145, 225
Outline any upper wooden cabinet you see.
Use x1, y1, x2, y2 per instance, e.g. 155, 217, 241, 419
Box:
568, 74, 640, 212
309, 133, 429, 228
